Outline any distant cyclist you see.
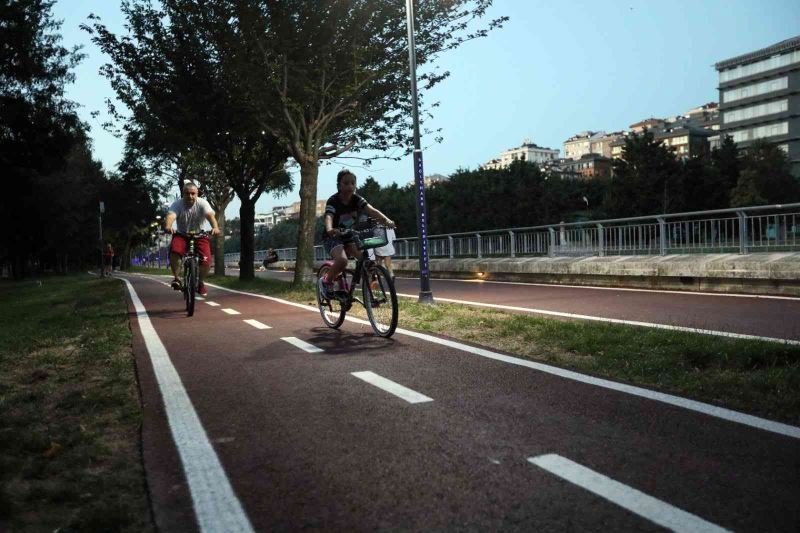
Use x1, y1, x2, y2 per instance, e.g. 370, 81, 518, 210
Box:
164, 181, 220, 296
319, 169, 394, 300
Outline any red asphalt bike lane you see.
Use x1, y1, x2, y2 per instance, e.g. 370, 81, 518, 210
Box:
121, 273, 800, 532
254, 269, 800, 342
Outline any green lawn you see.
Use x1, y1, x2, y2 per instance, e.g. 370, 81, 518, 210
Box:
0, 275, 152, 532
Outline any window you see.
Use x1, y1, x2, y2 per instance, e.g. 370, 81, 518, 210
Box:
723, 77, 788, 103
730, 121, 788, 143
723, 99, 788, 123
719, 50, 800, 83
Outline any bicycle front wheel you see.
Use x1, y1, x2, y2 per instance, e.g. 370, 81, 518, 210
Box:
362, 264, 398, 337
185, 258, 197, 317
316, 265, 346, 329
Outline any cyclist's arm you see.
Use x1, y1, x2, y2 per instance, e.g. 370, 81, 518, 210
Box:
363, 204, 394, 228
164, 212, 177, 233
205, 212, 220, 235
324, 213, 337, 237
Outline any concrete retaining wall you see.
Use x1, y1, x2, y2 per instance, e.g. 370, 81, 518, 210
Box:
243, 252, 800, 296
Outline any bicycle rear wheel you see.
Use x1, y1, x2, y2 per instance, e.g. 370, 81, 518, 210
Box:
185, 258, 197, 317
316, 265, 346, 329
363, 263, 398, 337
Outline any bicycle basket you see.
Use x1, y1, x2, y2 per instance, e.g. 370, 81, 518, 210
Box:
357, 226, 389, 249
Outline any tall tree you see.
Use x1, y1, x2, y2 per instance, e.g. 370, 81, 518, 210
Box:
731, 140, 800, 206
84, 1, 293, 280
603, 130, 682, 217
234, 0, 507, 283
0, 0, 86, 277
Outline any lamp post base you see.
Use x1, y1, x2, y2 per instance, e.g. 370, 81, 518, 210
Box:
417, 291, 435, 305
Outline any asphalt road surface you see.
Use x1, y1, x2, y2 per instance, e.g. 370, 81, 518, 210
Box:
120, 272, 799, 532
249, 269, 800, 343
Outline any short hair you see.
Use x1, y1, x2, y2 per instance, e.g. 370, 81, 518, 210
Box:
336, 169, 356, 185
182, 181, 198, 192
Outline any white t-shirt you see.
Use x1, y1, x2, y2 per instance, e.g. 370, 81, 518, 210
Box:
168, 197, 214, 233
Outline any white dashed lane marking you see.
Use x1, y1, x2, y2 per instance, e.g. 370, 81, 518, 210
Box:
281, 337, 323, 353
205, 301, 221, 307
221, 308, 241, 315
351, 371, 434, 404
243, 319, 271, 330
528, 454, 730, 532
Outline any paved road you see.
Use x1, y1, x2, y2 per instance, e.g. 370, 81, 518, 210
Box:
121, 272, 799, 532
248, 269, 800, 342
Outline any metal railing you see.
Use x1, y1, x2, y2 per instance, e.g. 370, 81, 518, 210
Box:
224, 203, 800, 265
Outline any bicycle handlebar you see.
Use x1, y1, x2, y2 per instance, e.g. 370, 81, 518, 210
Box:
166, 230, 210, 238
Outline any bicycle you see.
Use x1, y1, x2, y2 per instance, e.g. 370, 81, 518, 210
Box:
316, 224, 399, 338
172, 230, 208, 317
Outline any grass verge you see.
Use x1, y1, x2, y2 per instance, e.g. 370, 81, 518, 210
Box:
0, 275, 152, 532
204, 271, 800, 425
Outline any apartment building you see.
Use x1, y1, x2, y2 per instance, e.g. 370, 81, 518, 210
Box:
563, 131, 623, 160
482, 138, 559, 170
715, 35, 800, 172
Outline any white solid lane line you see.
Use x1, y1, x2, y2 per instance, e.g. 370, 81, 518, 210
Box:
121, 278, 254, 532
196, 296, 205, 301
221, 308, 241, 315
351, 371, 434, 404
396, 292, 800, 346
243, 319, 271, 330
528, 454, 730, 533
205, 301, 221, 307
281, 337, 324, 353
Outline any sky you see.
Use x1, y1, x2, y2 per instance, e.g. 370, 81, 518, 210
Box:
52, 0, 800, 221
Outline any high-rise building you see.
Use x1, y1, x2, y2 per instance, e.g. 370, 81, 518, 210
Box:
715, 35, 800, 172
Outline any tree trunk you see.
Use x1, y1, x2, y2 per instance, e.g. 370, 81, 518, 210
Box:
292, 159, 320, 285
239, 197, 256, 281
214, 208, 227, 277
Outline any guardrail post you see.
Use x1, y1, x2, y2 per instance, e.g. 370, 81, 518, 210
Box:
737, 210, 748, 254
448, 235, 454, 259
508, 230, 515, 257
476, 233, 482, 258
404, 240, 410, 260
596, 224, 604, 257
548, 227, 556, 257
657, 217, 667, 255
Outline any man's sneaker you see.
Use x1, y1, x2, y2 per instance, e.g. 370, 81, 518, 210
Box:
318, 277, 334, 300
171, 279, 181, 291
197, 282, 208, 296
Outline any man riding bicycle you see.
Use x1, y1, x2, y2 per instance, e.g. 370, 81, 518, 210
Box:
164, 181, 220, 296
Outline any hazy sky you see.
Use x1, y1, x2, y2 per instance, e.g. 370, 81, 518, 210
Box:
53, 0, 800, 220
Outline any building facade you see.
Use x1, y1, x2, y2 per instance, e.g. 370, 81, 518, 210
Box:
554, 153, 612, 179
715, 35, 800, 172
562, 131, 623, 160
482, 138, 559, 170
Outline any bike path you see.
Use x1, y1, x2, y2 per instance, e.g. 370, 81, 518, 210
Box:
253, 269, 800, 342
121, 273, 800, 531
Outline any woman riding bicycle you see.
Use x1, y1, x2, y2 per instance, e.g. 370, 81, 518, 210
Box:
319, 169, 395, 300
164, 181, 220, 296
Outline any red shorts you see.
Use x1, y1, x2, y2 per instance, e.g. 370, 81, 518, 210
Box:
170, 235, 211, 266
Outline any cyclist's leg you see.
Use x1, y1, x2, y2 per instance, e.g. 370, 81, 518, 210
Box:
169, 234, 187, 288
196, 237, 212, 290
326, 244, 349, 282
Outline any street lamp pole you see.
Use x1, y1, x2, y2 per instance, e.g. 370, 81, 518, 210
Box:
98, 201, 105, 277
404, 0, 434, 304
